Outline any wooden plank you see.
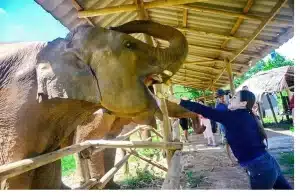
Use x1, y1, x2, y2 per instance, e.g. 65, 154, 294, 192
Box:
161, 151, 182, 189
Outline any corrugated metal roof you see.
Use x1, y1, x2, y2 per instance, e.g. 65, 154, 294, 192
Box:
34, 0, 294, 91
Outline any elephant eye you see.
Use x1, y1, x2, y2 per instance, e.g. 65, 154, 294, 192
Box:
123, 40, 136, 50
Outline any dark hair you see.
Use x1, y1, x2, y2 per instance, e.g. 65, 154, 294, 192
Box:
239, 90, 268, 148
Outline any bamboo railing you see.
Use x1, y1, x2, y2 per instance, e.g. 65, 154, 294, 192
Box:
0, 124, 183, 190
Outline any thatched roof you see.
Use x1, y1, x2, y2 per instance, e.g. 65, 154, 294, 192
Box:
236, 65, 294, 99
34, 0, 294, 91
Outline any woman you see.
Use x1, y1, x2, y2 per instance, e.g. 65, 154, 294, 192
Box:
167, 90, 292, 189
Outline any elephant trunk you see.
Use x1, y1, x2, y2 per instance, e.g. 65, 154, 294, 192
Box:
110, 20, 188, 81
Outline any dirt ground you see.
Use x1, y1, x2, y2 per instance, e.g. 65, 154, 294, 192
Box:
179, 128, 294, 189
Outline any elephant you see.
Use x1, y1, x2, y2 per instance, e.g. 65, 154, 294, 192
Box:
0, 20, 188, 189
68, 101, 200, 189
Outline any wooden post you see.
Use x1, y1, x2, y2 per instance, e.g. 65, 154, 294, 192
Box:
266, 93, 278, 125
279, 92, 290, 121
161, 150, 182, 189
225, 58, 235, 95
154, 84, 173, 167
257, 102, 265, 126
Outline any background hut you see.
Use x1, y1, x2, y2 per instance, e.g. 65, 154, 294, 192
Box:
236, 65, 294, 124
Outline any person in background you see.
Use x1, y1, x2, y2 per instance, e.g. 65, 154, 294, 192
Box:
179, 118, 189, 142
215, 89, 228, 145
167, 90, 292, 189
198, 102, 216, 147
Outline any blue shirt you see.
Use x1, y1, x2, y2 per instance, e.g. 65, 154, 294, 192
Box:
216, 102, 228, 111
180, 100, 266, 165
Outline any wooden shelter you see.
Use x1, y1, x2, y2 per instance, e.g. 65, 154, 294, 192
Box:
35, 0, 294, 93
236, 65, 294, 124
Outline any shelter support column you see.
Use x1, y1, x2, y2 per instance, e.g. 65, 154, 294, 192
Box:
266, 93, 278, 125
224, 58, 235, 95
154, 84, 173, 167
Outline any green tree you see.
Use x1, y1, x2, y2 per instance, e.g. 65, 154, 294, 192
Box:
234, 51, 294, 87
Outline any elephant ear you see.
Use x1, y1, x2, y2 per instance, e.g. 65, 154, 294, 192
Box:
36, 32, 101, 104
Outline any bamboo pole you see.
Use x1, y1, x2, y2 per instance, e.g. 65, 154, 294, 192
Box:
189, 44, 262, 59
220, 0, 254, 49
0, 140, 181, 181
161, 151, 182, 189
124, 149, 168, 172
154, 84, 173, 167
0, 141, 92, 181
230, 0, 288, 62
75, 154, 131, 189
150, 128, 163, 139
225, 58, 235, 95
90, 140, 183, 152
266, 93, 279, 125
89, 125, 150, 157
71, 0, 94, 26
78, 0, 209, 18
207, 0, 287, 91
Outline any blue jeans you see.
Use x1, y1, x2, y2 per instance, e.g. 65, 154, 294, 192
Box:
243, 152, 292, 189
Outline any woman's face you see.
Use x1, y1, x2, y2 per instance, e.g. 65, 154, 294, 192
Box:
228, 92, 247, 110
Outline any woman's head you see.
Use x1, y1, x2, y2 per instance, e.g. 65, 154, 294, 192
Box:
228, 90, 256, 111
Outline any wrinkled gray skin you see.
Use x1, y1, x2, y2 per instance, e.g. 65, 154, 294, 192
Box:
0, 20, 188, 189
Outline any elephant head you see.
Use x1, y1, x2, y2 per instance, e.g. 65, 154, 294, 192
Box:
36, 20, 188, 122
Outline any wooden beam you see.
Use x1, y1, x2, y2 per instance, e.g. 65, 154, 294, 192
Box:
124, 149, 168, 172
175, 4, 262, 21
161, 151, 182, 189
154, 84, 175, 167
82, 125, 149, 158
150, 128, 164, 139
177, 27, 281, 47
71, 0, 94, 26
225, 58, 235, 94
89, 140, 183, 151
76, 154, 131, 189
208, 0, 288, 90
189, 44, 262, 59
230, 0, 288, 62
220, 0, 254, 49
174, 4, 293, 26
0, 141, 92, 181
78, 0, 208, 18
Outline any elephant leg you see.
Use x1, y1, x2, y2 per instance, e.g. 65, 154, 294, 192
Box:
31, 160, 63, 189
87, 146, 120, 189
5, 170, 35, 189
